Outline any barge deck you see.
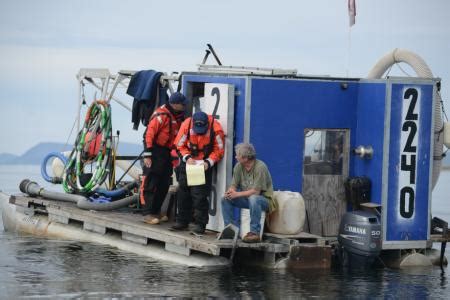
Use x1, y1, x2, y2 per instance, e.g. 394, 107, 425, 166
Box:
4, 194, 332, 269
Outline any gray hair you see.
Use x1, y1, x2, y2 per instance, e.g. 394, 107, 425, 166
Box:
235, 143, 256, 160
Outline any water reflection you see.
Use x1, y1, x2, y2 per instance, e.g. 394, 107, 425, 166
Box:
1, 169, 450, 298
1, 231, 450, 298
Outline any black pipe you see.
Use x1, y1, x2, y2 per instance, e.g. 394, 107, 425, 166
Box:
20, 179, 82, 203
19, 179, 137, 211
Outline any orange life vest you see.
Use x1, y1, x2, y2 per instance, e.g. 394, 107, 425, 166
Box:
174, 115, 225, 167
144, 105, 182, 152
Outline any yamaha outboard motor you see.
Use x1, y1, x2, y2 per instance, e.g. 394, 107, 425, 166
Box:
338, 210, 382, 267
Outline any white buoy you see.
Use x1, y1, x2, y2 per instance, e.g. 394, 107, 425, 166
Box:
444, 122, 450, 149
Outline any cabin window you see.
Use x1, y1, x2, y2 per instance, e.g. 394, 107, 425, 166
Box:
303, 129, 347, 175
185, 82, 206, 115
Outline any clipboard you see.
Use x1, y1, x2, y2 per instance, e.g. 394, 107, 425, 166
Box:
186, 161, 205, 186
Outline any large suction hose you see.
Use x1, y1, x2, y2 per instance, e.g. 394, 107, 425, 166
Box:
367, 48, 443, 189
19, 179, 138, 211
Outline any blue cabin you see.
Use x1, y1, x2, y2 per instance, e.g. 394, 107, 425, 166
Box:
181, 65, 438, 250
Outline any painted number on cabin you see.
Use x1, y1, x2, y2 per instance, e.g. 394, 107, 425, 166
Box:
398, 87, 420, 219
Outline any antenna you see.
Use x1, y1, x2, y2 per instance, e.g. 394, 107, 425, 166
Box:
207, 44, 222, 65
201, 49, 211, 64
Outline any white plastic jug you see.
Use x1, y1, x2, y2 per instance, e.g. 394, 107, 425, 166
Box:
267, 191, 305, 234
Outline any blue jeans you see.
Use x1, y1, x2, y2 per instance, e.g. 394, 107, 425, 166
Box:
221, 195, 269, 234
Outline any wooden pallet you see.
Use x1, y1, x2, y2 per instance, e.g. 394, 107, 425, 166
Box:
10, 195, 297, 257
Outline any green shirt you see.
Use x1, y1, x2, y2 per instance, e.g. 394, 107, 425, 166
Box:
231, 159, 277, 213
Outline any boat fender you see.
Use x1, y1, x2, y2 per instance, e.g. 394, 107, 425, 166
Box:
444, 122, 450, 149
83, 131, 103, 160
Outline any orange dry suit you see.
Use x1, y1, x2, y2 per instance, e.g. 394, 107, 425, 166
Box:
173, 115, 225, 227
140, 104, 183, 215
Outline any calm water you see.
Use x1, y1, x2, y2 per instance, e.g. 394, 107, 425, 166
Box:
1, 165, 450, 299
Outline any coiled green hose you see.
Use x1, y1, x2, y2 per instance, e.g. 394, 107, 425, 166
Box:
62, 100, 113, 194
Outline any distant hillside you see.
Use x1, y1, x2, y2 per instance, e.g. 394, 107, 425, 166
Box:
0, 153, 19, 164
0, 141, 142, 165
1, 141, 449, 166
116, 142, 143, 156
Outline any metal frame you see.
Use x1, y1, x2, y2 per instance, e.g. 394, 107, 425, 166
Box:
225, 84, 236, 189
244, 77, 252, 142
75, 68, 180, 132
198, 64, 297, 76
381, 80, 392, 247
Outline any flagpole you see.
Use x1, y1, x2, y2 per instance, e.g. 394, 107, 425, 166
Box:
347, 0, 356, 77
347, 26, 351, 77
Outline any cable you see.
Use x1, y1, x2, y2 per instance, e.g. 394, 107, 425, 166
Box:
396, 63, 412, 77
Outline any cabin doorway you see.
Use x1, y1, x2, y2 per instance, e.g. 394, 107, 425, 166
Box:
302, 129, 349, 236
185, 81, 235, 232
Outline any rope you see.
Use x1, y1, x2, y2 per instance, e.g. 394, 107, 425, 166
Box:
62, 100, 113, 194
396, 63, 412, 77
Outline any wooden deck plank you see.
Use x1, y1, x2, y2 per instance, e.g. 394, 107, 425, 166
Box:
264, 231, 326, 246
12, 195, 319, 257
16, 196, 239, 254
15, 195, 223, 255
47, 203, 222, 255
430, 234, 450, 243
264, 231, 322, 239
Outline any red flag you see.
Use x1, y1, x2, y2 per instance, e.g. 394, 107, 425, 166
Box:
348, 0, 356, 26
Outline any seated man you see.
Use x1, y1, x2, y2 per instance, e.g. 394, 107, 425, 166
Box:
221, 143, 277, 243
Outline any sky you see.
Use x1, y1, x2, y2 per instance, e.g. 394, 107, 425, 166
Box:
0, 0, 449, 155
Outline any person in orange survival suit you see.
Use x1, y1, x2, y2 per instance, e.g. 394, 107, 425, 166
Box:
140, 92, 189, 225
170, 111, 225, 234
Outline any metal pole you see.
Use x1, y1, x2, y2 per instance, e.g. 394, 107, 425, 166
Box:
76, 80, 82, 132
207, 44, 222, 66
201, 50, 211, 64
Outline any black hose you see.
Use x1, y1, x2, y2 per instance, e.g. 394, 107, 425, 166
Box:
20, 179, 82, 203
94, 180, 138, 197
19, 179, 137, 211
77, 194, 138, 211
